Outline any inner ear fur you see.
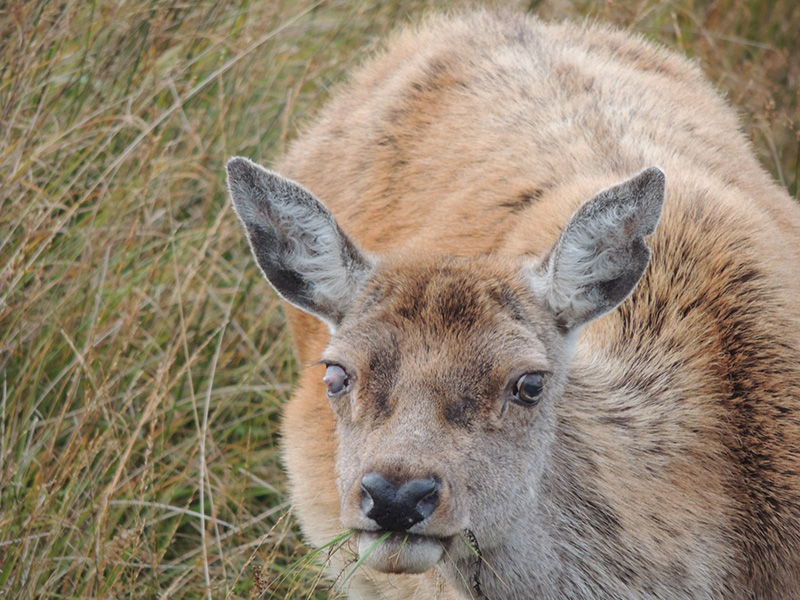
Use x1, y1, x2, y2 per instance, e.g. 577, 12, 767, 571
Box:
530, 167, 666, 331
226, 156, 374, 329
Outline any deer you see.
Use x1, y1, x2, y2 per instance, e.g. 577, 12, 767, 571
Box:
226, 10, 800, 600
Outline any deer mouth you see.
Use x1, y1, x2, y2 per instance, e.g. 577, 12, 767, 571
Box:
356, 530, 448, 574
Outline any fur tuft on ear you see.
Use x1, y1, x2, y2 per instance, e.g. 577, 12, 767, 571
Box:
227, 156, 374, 329
530, 167, 666, 331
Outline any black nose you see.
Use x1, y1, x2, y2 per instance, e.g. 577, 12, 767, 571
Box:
360, 473, 440, 531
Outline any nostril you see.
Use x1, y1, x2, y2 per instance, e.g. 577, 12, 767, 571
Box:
360, 473, 441, 531
361, 473, 396, 508
397, 478, 439, 520
360, 486, 374, 515
416, 486, 440, 521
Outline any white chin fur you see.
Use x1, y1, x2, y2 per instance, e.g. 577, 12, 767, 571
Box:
357, 531, 445, 574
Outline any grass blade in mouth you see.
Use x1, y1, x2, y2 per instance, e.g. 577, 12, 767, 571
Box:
338, 530, 393, 590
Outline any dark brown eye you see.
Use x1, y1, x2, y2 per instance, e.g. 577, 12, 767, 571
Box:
323, 364, 350, 397
513, 373, 544, 405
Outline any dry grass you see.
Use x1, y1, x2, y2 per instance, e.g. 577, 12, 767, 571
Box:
0, 0, 797, 598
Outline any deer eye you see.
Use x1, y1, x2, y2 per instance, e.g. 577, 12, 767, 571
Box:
512, 373, 545, 405
323, 364, 350, 397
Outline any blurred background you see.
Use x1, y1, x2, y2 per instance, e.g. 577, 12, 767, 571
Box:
1, 0, 797, 598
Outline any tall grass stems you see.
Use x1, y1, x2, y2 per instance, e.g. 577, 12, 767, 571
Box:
0, 0, 797, 597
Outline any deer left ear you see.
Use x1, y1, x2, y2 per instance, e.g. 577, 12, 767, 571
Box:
529, 167, 665, 331
227, 157, 374, 330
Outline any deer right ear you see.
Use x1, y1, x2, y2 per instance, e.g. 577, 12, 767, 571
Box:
226, 157, 374, 330
529, 167, 665, 331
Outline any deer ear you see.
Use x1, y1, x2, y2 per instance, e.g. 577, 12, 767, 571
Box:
530, 167, 665, 331
227, 157, 374, 330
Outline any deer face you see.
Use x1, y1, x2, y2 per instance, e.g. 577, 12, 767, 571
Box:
226, 156, 664, 576
323, 257, 570, 573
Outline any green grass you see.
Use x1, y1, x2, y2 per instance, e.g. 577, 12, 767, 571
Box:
0, 0, 797, 598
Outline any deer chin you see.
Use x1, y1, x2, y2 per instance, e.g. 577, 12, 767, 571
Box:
356, 531, 446, 574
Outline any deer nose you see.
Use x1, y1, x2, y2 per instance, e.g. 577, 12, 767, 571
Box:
360, 473, 440, 531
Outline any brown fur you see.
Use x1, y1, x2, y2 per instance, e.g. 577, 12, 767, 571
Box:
232, 11, 800, 600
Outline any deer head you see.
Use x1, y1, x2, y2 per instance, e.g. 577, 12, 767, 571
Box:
227, 156, 665, 576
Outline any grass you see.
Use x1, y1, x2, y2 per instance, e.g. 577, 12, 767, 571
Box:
0, 0, 797, 598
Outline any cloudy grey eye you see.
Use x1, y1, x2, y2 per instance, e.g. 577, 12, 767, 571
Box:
323, 364, 350, 397
513, 373, 544, 405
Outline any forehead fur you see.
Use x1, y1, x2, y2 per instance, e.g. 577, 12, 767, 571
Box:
334, 254, 554, 349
